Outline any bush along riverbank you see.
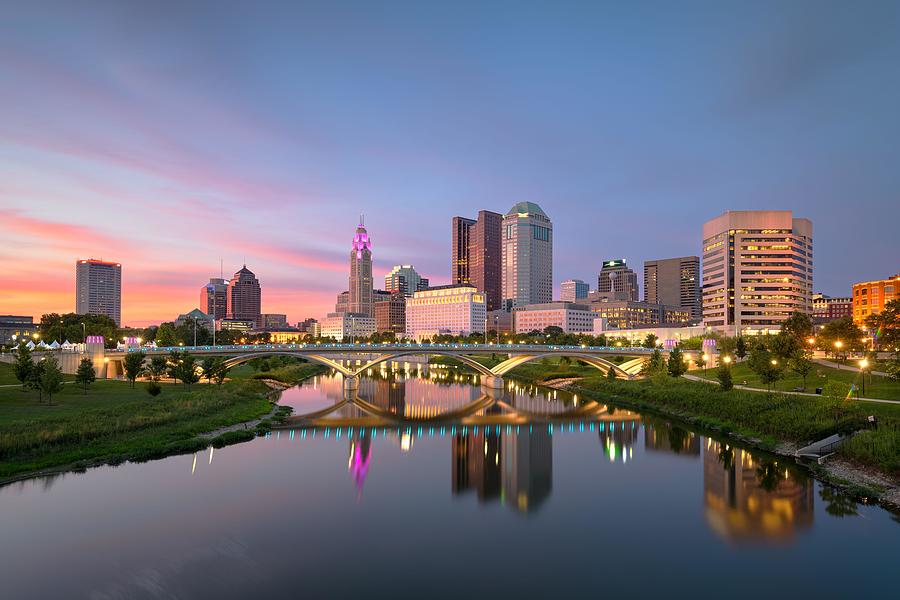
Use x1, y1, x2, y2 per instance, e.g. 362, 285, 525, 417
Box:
0, 362, 326, 484
503, 366, 900, 508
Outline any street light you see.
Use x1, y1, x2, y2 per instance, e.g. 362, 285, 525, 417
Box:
807, 337, 816, 346
723, 355, 732, 365
771, 359, 778, 366
702, 353, 709, 372
859, 358, 869, 397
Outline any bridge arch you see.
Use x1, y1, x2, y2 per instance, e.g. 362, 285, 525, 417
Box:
352, 351, 494, 378
220, 352, 354, 377
491, 352, 642, 379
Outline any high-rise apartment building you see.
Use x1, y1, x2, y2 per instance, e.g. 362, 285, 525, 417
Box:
644, 256, 701, 320
76, 259, 122, 325
702, 211, 813, 335
501, 202, 552, 309
451, 210, 503, 310
349, 220, 374, 316
852, 274, 899, 326
560, 279, 589, 302
200, 277, 229, 320
597, 259, 639, 301
228, 265, 262, 328
385, 265, 429, 296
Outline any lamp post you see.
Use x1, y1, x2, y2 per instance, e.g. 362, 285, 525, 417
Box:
834, 340, 844, 361
723, 355, 732, 365
702, 353, 709, 372
859, 358, 869, 397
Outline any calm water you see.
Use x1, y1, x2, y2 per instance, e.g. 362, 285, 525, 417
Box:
2, 366, 899, 599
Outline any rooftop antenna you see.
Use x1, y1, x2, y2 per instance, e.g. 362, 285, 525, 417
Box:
220, 258, 223, 279
360, 213, 365, 227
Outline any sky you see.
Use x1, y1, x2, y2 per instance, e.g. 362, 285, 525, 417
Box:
1, 0, 899, 327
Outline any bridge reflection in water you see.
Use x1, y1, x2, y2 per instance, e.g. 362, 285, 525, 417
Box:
259, 369, 823, 536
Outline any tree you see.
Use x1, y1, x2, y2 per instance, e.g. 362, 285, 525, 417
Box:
123, 351, 146, 388
13, 343, 34, 391
780, 311, 814, 346
39, 357, 64, 405
718, 336, 737, 357
147, 356, 168, 381
640, 348, 666, 379
667, 347, 687, 378
717, 362, 733, 391
643, 333, 658, 349
39, 312, 118, 344
822, 381, 852, 423
175, 352, 200, 388
866, 298, 900, 354
27, 359, 46, 402
818, 317, 864, 356
74, 358, 96, 394
212, 360, 231, 385
735, 336, 748, 360
885, 360, 900, 382
167, 350, 182, 381
789, 354, 814, 389
201, 357, 217, 384
747, 344, 784, 391
606, 367, 617, 381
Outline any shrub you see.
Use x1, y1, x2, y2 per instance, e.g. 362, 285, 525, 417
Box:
146, 381, 162, 397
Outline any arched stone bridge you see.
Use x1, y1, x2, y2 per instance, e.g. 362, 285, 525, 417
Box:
102, 343, 656, 391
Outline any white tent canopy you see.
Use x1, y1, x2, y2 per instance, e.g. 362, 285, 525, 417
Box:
48, 340, 60, 349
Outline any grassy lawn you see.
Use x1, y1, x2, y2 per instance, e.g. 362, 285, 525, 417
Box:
689, 361, 900, 401
0, 361, 74, 386
0, 377, 275, 479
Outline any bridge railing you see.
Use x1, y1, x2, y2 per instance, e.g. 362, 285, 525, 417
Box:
122, 342, 656, 354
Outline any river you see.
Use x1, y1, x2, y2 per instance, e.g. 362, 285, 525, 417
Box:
2, 365, 898, 598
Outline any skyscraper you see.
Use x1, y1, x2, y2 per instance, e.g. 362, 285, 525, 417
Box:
501, 202, 552, 309
702, 210, 813, 335
228, 265, 262, 327
385, 265, 429, 296
451, 216, 476, 285
644, 256, 701, 320
560, 279, 589, 302
451, 210, 502, 310
75, 259, 122, 325
597, 259, 638, 301
200, 277, 229, 320
349, 219, 374, 316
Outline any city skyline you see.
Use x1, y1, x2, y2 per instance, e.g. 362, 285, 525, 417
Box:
3, 2, 900, 325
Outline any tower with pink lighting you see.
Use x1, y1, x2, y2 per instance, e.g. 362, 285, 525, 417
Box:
348, 216, 374, 316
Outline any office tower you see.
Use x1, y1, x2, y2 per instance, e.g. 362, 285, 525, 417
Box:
349, 219, 374, 316
597, 259, 639, 301
451, 216, 476, 285
228, 265, 262, 327
501, 202, 552, 309
702, 210, 813, 335
452, 210, 503, 310
385, 265, 429, 296
405, 285, 486, 341
374, 291, 406, 335
75, 259, 122, 325
200, 278, 229, 320
643, 256, 701, 320
560, 279, 589, 302
852, 274, 900, 325
335, 291, 350, 314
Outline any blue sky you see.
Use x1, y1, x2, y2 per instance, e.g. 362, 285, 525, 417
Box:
1, 0, 898, 324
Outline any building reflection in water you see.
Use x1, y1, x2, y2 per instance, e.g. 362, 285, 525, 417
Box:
643, 417, 700, 456
598, 418, 640, 463
452, 426, 552, 514
703, 439, 814, 542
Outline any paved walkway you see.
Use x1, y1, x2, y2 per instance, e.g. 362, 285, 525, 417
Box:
812, 358, 889, 377
683, 373, 900, 405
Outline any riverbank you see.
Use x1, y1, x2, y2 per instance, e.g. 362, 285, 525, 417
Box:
0, 362, 325, 484
546, 374, 900, 508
